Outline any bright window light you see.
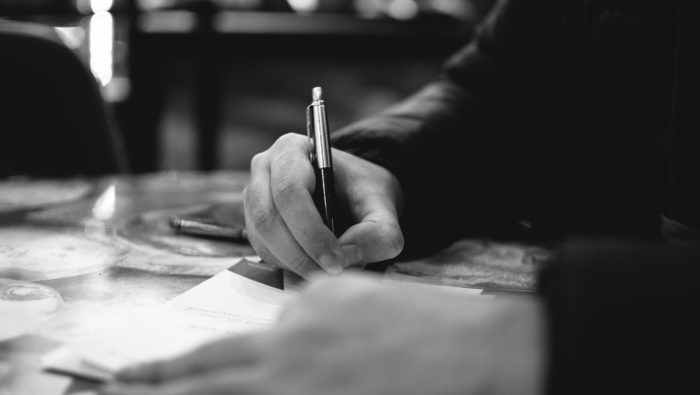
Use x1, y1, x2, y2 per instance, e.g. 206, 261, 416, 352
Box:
89, 12, 114, 87
90, 0, 114, 13
286, 0, 319, 13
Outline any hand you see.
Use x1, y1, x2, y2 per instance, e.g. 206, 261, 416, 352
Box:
243, 132, 404, 277
104, 274, 545, 395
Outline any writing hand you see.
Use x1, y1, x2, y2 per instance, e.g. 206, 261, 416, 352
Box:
242, 133, 404, 277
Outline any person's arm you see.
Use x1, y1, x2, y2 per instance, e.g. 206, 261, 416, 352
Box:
333, 0, 563, 254
242, 0, 565, 277
539, 240, 700, 395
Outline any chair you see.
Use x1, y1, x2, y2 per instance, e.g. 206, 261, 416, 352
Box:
0, 19, 127, 178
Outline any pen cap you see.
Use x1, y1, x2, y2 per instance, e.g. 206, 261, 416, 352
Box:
310, 87, 332, 169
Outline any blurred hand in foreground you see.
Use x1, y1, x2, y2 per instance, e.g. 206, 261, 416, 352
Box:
243, 132, 405, 277
104, 274, 545, 395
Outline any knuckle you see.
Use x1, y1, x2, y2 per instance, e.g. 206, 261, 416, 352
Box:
274, 149, 297, 171
250, 207, 275, 235
272, 133, 308, 159
250, 152, 267, 171
245, 197, 275, 235
274, 178, 302, 203
275, 132, 304, 147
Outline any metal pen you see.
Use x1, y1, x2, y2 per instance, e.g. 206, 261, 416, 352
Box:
306, 87, 336, 233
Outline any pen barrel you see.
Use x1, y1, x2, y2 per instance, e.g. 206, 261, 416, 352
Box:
170, 218, 248, 241
314, 167, 335, 234
311, 103, 332, 169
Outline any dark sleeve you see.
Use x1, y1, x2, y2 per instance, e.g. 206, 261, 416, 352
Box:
331, 0, 562, 255
538, 240, 700, 395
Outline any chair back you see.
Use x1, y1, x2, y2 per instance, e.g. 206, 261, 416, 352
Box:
0, 20, 127, 178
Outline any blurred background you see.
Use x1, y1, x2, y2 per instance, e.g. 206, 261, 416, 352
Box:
1, 0, 495, 174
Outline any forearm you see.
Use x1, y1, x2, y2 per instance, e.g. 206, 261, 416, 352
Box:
332, 0, 562, 254
332, 79, 517, 254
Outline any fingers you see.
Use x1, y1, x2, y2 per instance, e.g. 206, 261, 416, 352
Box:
269, 135, 344, 274
245, 153, 321, 278
245, 132, 404, 275
338, 216, 403, 267
245, 134, 343, 277
116, 333, 265, 384
102, 369, 259, 395
337, 191, 403, 267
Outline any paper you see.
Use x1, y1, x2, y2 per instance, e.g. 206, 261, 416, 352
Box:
42, 260, 488, 382
43, 269, 294, 381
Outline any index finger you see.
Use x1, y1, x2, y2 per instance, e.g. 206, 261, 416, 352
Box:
269, 134, 344, 274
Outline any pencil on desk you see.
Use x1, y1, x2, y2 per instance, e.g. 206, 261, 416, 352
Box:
169, 217, 248, 241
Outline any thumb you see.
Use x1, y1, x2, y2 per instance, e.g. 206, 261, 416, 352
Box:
337, 194, 404, 268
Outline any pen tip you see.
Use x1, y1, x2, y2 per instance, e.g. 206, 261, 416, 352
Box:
312, 87, 323, 101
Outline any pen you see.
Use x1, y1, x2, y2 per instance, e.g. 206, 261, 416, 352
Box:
169, 217, 248, 241
306, 87, 336, 233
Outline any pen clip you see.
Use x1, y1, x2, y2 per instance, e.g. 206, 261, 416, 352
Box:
306, 104, 316, 165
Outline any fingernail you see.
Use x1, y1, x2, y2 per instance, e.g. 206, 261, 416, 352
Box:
319, 254, 343, 274
341, 244, 362, 267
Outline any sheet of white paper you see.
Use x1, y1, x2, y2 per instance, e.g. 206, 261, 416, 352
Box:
46, 270, 294, 376
43, 266, 488, 382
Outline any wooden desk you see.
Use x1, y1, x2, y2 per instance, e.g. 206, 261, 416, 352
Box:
0, 172, 541, 393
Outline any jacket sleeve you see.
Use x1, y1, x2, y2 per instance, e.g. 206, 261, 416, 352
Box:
538, 240, 700, 395
331, 0, 562, 255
